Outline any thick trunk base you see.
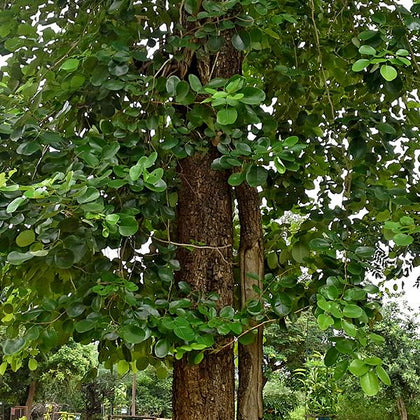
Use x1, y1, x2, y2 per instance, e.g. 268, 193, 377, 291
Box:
236, 184, 264, 420
173, 151, 234, 420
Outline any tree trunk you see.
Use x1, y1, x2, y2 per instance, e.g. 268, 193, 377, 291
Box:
236, 184, 264, 420
172, 150, 235, 420
172, 3, 242, 418
25, 380, 36, 419
131, 373, 136, 416
396, 397, 408, 420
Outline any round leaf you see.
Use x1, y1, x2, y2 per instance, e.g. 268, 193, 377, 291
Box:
360, 371, 380, 396
60, 58, 80, 72
232, 32, 250, 51
359, 45, 376, 55
28, 358, 38, 371
16, 230, 36, 247
3, 338, 26, 355
119, 215, 139, 236
343, 304, 364, 318
380, 65, 397, 81
120, 324, 146, 344
352, 59, 370, 72
173, 318, 195, 341
349, 359, 369, 377
155, 338, 171, 358
246, 165, 268, 187
217, 107, 238, 125
318, 313, 334, 330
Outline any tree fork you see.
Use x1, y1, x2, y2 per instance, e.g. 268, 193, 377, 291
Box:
236, 183, 264, 420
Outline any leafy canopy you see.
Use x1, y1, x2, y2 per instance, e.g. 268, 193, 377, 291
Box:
0, 0, 418, 395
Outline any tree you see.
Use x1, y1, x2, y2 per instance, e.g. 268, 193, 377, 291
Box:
0, 1, 418, 419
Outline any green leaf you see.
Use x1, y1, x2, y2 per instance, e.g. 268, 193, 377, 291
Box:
54, 249, 75, 269
359, 45, 376, 55
369, 333, 385, 344
239, 331, 257, 345
355, 246, 375, 258
360, 371, 380, 396
60, 58, 80, 72
117, 360, 130, 376
155, 338, 171, 358
173, 318, 195, 342
349, 359, 369, 377
358, 30, 378, 40
228, 172, 245, 186
217, 107, 238, 125
166, 75, 180, 96
393, 233, 413, 246
103, 79, 125, 90
334, 360, 349, 380
365, 357, 382, 366
309, 238, 330, 251
267, 252, 278, 270
75, 319, 96, 333
375, 365, 391, 386
273, 293, 292, 317
3, 338, 26, 355
239, 87, 266, 105
28, 358, 38, 371
119, 215, 139, 236
220, 306, 235, 319
336, 339, 355, 354
65, 303, 86, 318
324, 347, 339, 366
77, 187, 100, 204
395, 49, 409, 57
176, 80, 190, 100
232, 32, 250, 51
341, 319, 358, 337
7, 251, 34, 265
377, 122, 396, 135
291, 242, 309, 263
184, 0, 200, 14
380, 65, 397, 81
120, 324, 146, 344
16, 230, 36, 247
274, 157, 286, 174
352, 59, 370, 72
317, 313, 334, 330
343, 304, 364, 318
188, 74, 202, 92
6, 196, 26, 213
246, 165, 267, 187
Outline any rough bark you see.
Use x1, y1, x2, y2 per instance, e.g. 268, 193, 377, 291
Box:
396, 397, 408, 420
172, 2, 242, 418
25, 380, 36, 419
131, 373, 136, 416
173, 150, 235, 420
236, 184, 264, 420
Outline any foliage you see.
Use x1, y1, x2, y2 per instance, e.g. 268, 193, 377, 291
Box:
294, 352, 340, 416
263, 371, 303, 419
37, 343, 97, 410
132, 368, 172, 417
0, 0, 418, 402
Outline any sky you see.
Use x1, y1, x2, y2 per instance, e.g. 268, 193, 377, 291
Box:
0, 0, 418, 311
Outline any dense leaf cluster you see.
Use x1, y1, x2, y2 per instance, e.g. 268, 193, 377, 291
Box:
0, 0, 418, 395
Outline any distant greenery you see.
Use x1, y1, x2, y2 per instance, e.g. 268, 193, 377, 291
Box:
262, 301, 420, 419
1, 301, 418, 419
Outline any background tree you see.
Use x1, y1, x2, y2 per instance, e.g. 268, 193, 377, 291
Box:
0, 1, 418, 419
